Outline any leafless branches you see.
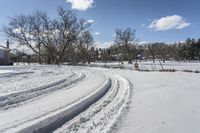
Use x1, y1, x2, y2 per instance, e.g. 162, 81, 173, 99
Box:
3, 7, 93, 64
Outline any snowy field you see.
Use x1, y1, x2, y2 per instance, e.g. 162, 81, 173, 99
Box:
0, 63, 200, 133
89, 61, 200, 72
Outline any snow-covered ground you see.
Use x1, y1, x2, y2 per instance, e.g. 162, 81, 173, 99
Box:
89, 61, 200, 72
99, 68, 200, 133
0, 63, 200, 133
0, 66, 73, 95
0, 65, 131, 133
0, 70, 13, 74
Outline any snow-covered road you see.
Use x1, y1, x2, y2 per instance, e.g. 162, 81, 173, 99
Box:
0, 65, 200, 133
0, 66, 104, 132
54, 73, 131, 133
0, 66, 132, 133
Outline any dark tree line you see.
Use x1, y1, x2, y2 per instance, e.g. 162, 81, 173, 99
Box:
143, 38, 200, 62
103, 38, 200, 64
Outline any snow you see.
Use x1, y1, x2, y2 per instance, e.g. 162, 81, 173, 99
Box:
111, 70, 200, 133
0, 65, 74, 95
89, 61, 200, 71
0, 67, 107, 132
136, 61, 200, 71
0, 72, 85, 110
0, 70, 13, 74
0, 63, 200, 133
54, 73, 131, 133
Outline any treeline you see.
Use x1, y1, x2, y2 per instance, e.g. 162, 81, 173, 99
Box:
97, 28, 200, 64
3, 8, 200, 64
97, 38, 200, 64
145, 38, 200, 62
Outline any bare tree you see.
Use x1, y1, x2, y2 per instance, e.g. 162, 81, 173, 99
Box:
115, 28, 137, 64
52, 8, 91, 64
3, 7, 92, 64
147, 44, 156, 63
4, 15, 41, 61
75, 31, 94, 64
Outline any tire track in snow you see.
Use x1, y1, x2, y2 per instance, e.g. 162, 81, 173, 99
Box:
0, 71, 34, 78
0, 69, 108, 133
0, 66, 74, 94
54, 73, 132, 133
0, 72, 85, 111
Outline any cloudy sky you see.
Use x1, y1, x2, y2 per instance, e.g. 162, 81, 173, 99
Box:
0, 0, 200, 47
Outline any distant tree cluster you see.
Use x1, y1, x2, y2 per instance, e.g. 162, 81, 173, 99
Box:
4, 7, 94, 64
143, 39, 200, 63
102, 37, 200, 64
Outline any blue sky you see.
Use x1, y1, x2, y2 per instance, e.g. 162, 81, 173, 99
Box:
0, 0, 200, 47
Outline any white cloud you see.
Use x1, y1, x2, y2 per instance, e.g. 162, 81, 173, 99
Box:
94, 32, 100, 35
66, 0, 94, 11
87, 19, 95, 23
148, 15, 191, 31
